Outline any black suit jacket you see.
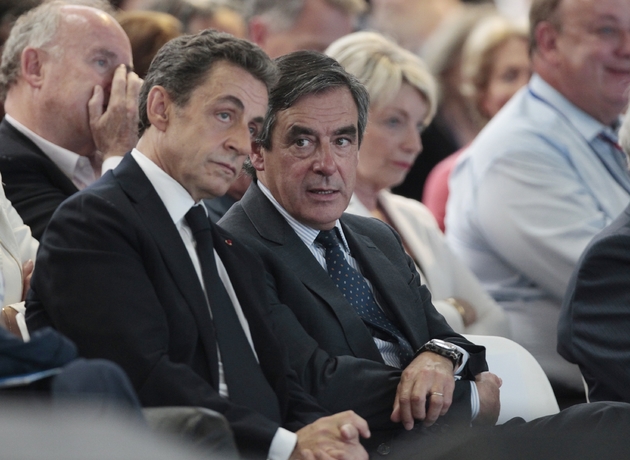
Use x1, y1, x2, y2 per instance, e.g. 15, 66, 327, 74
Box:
559, 203, 630, 403
0, 118, 79, 239
25, 155, 326, 457
219, 183, 488, 432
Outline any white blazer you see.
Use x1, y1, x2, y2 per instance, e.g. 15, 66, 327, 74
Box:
0, 173, 39, 306
347, 191, 510, 337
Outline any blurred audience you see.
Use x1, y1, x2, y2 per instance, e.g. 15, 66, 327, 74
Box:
423, 15, 530, 231
446, 0, 630, 399
248, 0, 365, 58
558, 104, 630, 404
116, 10, 182, 78
149, 0, 247, 37
328, 31, 509, 337
0, 1, 140, 239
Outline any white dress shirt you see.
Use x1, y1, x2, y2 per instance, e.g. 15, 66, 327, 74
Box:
130, 149, 296, 460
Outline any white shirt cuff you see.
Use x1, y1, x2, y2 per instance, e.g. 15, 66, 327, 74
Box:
448, 344, 477, 421
469, 380, 480, 422
268, 427, 298, 460
451, 343, 469, 378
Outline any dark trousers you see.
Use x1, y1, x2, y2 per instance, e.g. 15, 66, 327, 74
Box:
367, 402, 630, 460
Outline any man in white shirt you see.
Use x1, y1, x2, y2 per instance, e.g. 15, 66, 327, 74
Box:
26, 29, 370, 460
0, 1, 141, 238
446, 0, 630, 397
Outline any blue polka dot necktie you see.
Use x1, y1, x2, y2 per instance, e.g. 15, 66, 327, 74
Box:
315, 228, 414, 367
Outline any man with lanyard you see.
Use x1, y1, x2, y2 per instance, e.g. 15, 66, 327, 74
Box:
446, 0, 630, 400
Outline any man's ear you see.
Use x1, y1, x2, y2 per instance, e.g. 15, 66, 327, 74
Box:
248, 17, 269, 48
146, 86, 171, 132
250, 141, 266, 172
534, 21, 561, 65
21, 47, 46, 87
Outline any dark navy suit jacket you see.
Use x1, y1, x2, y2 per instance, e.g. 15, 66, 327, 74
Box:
220, 183, 488, 432
559, 202, 630, 403
26, 155, 326, 457
0, 119, 78, 239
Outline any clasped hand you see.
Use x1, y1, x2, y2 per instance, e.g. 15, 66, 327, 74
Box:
292, 411, 370, 460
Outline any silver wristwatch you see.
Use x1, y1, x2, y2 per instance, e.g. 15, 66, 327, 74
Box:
415, 339, 462, 367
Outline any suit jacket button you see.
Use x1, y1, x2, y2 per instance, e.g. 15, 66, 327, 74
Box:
377, 443, 391, 455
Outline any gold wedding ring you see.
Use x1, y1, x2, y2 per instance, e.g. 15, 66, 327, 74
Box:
431, 392, 444, 397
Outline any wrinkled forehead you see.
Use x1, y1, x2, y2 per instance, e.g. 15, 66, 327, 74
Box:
273, 87, 359, 135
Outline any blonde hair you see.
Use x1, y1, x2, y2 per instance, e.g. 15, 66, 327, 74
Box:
460, 14, 529, 126
325, 31, 438, 125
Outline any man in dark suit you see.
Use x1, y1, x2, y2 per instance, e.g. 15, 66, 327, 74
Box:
220, 50, 502, 454
220, 51, 630, 458
25, 30, 369, 460
559, 202, 630, 403
0, 1, 141, 238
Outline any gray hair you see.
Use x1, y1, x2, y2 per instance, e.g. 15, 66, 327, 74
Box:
256, 50, 369, 151
325, 31, 437, 126
247, 0, 365, 31
529, 0, 562, 54
0, 0, 113, 101
138, 29, 277, 136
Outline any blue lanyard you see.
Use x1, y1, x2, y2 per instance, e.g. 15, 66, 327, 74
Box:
527, 88, 630, 194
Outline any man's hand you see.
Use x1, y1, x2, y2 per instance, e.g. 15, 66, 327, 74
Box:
291, 411, 370, 460
391, 352, 455, 430
21, 259, 34, 301
89, 64, 142, 161
473, 371, 502, 426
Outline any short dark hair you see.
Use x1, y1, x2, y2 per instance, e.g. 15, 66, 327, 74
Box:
138, 29, 277, 136
529, 0, 563, 54
257, 50, 369, 151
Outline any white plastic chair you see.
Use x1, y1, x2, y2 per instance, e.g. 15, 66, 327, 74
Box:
464, 334, 560, 424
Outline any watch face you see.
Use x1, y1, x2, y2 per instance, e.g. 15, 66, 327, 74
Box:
433, 339, 456, 351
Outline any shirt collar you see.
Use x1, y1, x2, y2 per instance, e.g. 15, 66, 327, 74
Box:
130, 148, 197, 224
257, 181, 350, 251
529, 74, 621, 142
5, 114, 88, 182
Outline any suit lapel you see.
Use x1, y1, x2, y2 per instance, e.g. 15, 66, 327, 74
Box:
241, 184, 384, 362
341, 219, 430, 350
112, 155, 219, 385
0, 120, 79, 195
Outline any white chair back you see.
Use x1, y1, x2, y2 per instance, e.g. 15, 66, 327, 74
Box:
464, 334, 560, 424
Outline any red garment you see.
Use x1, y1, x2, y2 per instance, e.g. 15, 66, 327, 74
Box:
422, 148, 465, 232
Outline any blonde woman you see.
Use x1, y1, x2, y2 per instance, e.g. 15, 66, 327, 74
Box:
423, 15, 531, 231
326, 31, 510, 337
